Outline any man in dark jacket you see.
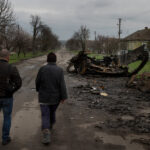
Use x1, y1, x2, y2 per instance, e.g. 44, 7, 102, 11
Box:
36, 52, 67, 144
0, 49, 22, 145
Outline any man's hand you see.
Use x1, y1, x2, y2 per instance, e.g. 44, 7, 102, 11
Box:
61, 99, 66, 104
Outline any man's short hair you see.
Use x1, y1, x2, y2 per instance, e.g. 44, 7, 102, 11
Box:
47, 52, 57, 62
0, 49, 10, 58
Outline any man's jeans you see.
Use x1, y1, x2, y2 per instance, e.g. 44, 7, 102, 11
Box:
0, 98, 13, 141
40, 104, 59, 130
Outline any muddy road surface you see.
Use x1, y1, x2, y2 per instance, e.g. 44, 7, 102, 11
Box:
0, 49, 150, 150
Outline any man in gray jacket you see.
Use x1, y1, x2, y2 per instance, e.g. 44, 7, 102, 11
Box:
36, 52, 67, 144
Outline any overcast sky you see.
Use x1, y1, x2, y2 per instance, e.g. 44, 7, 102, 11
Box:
11, 0, 150, 40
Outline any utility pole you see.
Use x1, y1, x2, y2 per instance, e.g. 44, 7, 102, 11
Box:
94, 31, 97, 41
117, 18, 122, 51
118, 18, 122, 39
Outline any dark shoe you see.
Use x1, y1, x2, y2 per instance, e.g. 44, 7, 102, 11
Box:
50, 121, 56, 130
50, 124, 53, 130
42, 129, 51, 145
2, 137, 11, 145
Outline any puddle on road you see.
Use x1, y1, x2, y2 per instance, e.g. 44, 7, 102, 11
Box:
43, 62, 47, 66
78, 122, 100, 129
140, 108, 150, 114
11, 99, 41, 142
25, 65, 35, 70
30, 88, 36, 91
21, 148, 29, 150
78, 121, 146, 150
94, 131, 146, 150
121, 115, 135, 121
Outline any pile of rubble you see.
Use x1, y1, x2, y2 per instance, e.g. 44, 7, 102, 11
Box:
105, 114, 150, 133
127, 73, 150, 93
67, 45, 149, 77
73, 76, 150, 134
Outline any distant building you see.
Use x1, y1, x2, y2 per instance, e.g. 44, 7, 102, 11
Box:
124, 27, 150, 50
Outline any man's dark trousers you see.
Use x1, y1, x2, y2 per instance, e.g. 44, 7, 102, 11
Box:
40, 104, 59, 129
0, 98, 13, 141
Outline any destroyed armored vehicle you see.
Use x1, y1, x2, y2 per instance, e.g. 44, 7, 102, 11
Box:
67, 45, 149, 77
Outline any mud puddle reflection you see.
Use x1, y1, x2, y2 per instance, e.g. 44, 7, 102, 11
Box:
94, 131, 146, 150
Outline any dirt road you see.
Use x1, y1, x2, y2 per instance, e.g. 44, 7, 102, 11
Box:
0, 49, 150, 150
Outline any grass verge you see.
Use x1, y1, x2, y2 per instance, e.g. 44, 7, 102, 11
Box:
88, 53, 105, 60
9, 50, 53, 64
128, 61, 150, 74
69, 50, 105, 60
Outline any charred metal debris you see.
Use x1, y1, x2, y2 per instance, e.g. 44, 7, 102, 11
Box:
67, 45, 149, 77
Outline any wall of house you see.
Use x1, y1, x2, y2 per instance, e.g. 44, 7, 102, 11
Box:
127, 41, 148, 50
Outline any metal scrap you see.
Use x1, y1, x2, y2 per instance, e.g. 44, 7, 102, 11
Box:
127, 73, 150, 93
67, 45, 149, 77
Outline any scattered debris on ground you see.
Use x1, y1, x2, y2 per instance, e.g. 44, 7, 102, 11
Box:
131, 138, 150, 146
127, 73, 150, 93
72, 76, 150, 136
105, 115, 150, 133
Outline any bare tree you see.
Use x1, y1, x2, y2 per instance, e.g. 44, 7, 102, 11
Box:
96, 35, 107, 53
2, 24, 17, 50
30, 15, 42, 53
38, 24, 60, 51
38, 24, 52, 51
13, 25, 32, 56
66, 25, 90, 51
66, 32, 80, 50
0, 0, 14, 49
1, 24, 31, 55
76, 26, 90, 51
0, 0, 14, 32
91, 34, 120, 55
